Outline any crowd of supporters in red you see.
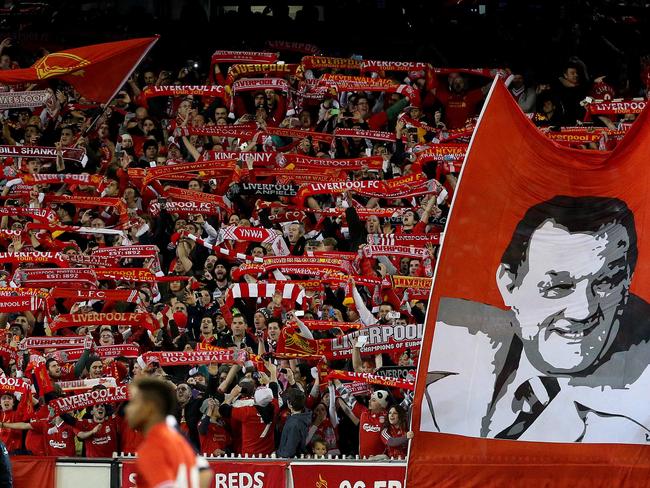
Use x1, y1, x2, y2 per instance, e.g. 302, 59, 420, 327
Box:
0, 24, 645, 462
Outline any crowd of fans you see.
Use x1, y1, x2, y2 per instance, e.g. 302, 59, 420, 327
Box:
0, 33, 646, 463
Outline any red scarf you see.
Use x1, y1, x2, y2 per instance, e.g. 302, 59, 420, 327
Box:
226, 63, 301, 84
220, 225, 280, 244
141, 160, 238, 186
184, 233, 263, 264
142, 85, 226, 98
318, 73, 399, 92
232, 77, 289, 93
164, 187, 232, 211
233, 256, 353, 280
176, 125, 256, 139
262, 126, 334, 144
224, 282, 306, 308
391, 275, 432, 289
360, 60, 430, 73
0, 206, 56, 223
56, 377, 117, 391
277, 323, 423, 360
142, 349, 242, 366
367, 233, 441, 247
301, 320, 362, 331
50, 287, 140, 303
0, 145, 86, 162
327, 369, 415, 390
0, 89, 51, 109
266, 40, 319, 55
281, 153, 383, 171
8, 173, 104, 188
297, 176, 442, 200
415, 143, 467, 163
94, 267, 169, 283
0, 251, 67, 266
148, 199, 225, 217
334, 128, 396, 142
363, 245, 428, 259
199, 150, 276, 166
49, 385, 129, 418
52, 345, 140, 363
0, 376, 30, 395
0, 294, 45, 313
93, 245, 159, 259
211, 50, 279, 65
21, 336, 90, 350
302, 56, 361, 70
13, 268, 99, 288
50, 312, 157, 333
585, 99, 646, 118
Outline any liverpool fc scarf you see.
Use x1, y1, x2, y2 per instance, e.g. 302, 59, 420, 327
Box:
49, 312, 157, 333
49, 385, 129, 417
327, 369, 415, 390
142, 85, 226, 98
142, 349, 243, 366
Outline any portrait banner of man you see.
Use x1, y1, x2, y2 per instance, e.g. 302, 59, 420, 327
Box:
407, 80, 650, 487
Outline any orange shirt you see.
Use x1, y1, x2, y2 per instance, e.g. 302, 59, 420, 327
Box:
136, 422, 200, 488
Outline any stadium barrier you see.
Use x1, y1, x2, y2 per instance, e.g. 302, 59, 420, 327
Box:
12, 455, 407, 488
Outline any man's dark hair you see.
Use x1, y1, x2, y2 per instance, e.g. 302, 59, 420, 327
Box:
134, 377, 177, 417
501, 195, 638, 276
59, 203, 76, 219
295, 363, 311, 381
142, 140, 158, 151
287, 388, 306, 412
86, 355, 102, 368
45, 357, 58, 370
239, 379, 255, 397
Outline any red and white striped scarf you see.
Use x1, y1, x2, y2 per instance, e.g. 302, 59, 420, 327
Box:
225, 282, 306, 310
184, 233, 263, 263
367, 233, 442, 247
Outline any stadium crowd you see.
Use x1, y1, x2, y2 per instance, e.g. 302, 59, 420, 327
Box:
0, 33, 645, 462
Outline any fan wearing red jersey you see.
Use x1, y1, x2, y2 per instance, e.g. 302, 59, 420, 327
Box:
335, 379, 389, 458
75, 404, 119, 457
125, 377, 212, 488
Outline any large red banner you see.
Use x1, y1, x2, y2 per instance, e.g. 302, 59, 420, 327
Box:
121, 459, 288, 488
12, 456, 55, 488
291, 462, 405, 488
407, 80, 650, 486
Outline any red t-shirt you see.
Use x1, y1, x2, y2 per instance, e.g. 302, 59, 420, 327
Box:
136, 422, 200, 488
119, 416, 144, 454
31, 419, 78, 457
199, 420, 231, 455
25, 410, 49, 455
230, 399, 277, 455
436, 88, 484, 129
381, 424, 408, 458
353, 403, 386, 457
0, 410, 24, 452
78, 417, 119, 457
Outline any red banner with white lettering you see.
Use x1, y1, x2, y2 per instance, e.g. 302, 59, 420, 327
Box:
408, 80, 650, 486
121, 459, 288, 488
290, 462, 405, 488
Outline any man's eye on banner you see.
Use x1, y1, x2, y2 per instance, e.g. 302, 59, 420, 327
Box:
408, 79, 650, 486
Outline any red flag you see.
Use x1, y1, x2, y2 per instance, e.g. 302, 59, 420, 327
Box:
408, 80, 650, 486
0, 37, 158, 103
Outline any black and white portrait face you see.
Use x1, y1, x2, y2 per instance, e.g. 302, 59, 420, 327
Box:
496, 219, 633, 375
